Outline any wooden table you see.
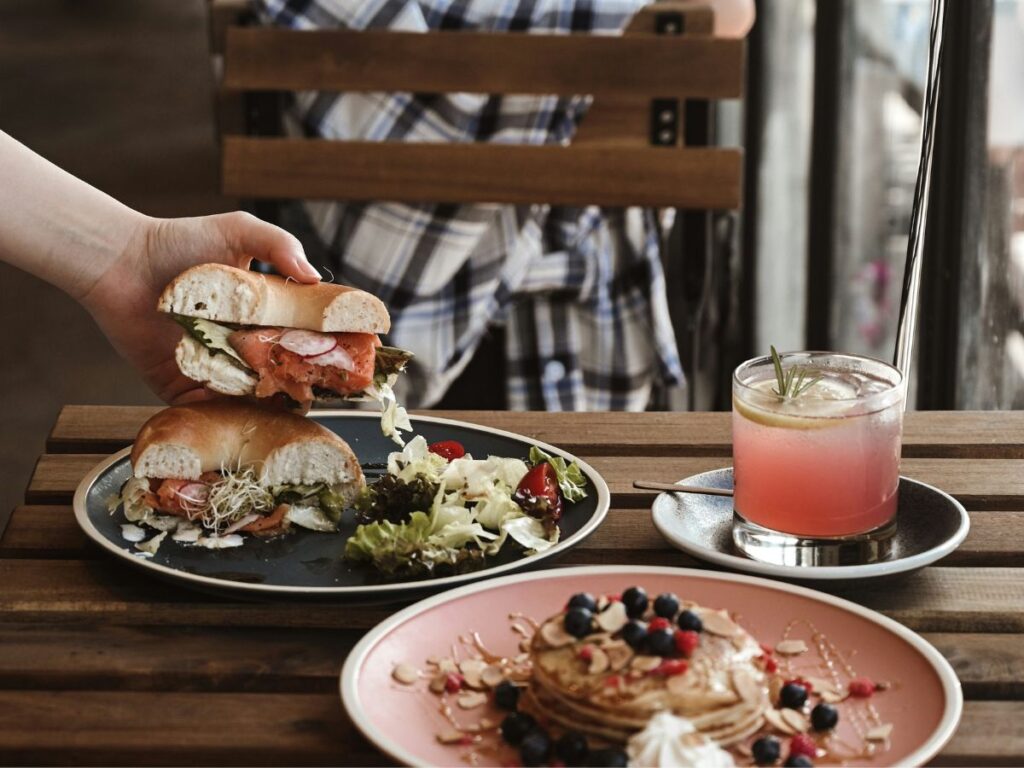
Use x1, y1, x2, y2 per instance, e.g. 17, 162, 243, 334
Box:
2, 406, 1024, 766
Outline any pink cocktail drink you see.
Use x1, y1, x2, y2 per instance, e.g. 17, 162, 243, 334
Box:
732, 353, 904, 540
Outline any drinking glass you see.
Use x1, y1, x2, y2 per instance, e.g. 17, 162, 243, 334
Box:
731, 352, 905, 566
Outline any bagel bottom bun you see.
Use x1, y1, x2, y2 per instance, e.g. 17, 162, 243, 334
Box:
130, 401, 363, 491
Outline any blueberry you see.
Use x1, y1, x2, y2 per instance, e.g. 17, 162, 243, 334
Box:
563, 607, 593, 638
519, 728, 551, 767
645, 628, 676, 657
554, 731, 589, 766
620, 620, 648, 651
500, 712, 536, 745
780, 682, 808, 709
751, 735, 781, 766
589, 747, 629, 767
567, 592, 597, 612
494, 680, 520, 711
810, 702, 839, 731
653, 593, 680, 618
621, 586, 649, 618
677, 609, 703, 633
785, 756, 813, 767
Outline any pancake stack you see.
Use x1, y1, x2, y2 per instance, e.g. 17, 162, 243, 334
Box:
522, 597, 771, 746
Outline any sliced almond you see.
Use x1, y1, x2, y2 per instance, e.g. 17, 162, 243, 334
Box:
481, 665, 505, 688
821, 690, 848, 704
605, 642, 632, 672
764, 708, 796, 735
702, 611, 741, 638
426, 655, 442, 666
392, 663, 419, 685
479, 717, 496, 730
732, 668, 764, 704
459, 658, 487, 689
429, 673, 448, 694
805, 676, 839, 696
588, 646, 610, 675
457, 691, 488, 709
519, 638, 532, 653
736, 743, 753, 758
775, 639, 809, 656
781, 708, 810, 733
597, 595, 610, 612
667, 674, 696, 695
436, 657, 458, 674
596, 601, 629, 634
866, 723, 893, 741
540, 620, 577, 649
631, 655, 663, 672
436, 729, 466, 745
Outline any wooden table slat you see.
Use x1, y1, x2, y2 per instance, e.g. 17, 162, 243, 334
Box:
0, 624, 1018, 701
0, 689, 1016, 766
47, 405, 1024, 458
27, 453, 1024, 509
1, 559, 1022, 633
6, 505, 1024, 568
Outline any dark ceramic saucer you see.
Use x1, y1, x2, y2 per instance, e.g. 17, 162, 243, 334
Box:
651, 468, 969, 585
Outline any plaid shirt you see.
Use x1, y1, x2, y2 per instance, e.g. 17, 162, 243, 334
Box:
256, 0, 684, 410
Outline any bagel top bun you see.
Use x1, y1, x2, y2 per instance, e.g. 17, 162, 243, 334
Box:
157, 263, 390, 334
130, 400, 363, 489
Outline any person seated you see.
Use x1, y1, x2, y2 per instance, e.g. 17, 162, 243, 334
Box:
255, 0, 754, 411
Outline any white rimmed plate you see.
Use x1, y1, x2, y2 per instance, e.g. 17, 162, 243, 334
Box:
340, 565, 963, 766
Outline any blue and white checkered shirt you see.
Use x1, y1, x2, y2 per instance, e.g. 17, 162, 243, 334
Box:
256, 0, 684, 410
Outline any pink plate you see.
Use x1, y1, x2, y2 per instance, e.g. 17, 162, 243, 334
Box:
341, 566, 962, 767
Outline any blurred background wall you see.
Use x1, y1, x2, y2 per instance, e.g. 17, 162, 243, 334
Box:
0, 1, 229, 528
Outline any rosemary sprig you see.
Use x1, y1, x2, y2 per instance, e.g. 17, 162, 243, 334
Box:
770, 346, 822, 399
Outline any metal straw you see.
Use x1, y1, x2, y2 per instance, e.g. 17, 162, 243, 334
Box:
893, 0, 946, 377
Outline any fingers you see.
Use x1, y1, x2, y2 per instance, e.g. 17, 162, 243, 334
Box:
216, 211, 321, 284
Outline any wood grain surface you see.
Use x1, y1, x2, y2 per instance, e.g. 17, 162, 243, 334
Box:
47, 406, 1024, 458
3, 406, 1023, 766
223, 27, 744, 98
221, 138, 744, 208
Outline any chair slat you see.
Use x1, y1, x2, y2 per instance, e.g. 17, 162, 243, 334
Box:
221, 137, 743, 208
223, 27, 744, 98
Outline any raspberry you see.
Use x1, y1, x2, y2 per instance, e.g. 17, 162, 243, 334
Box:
458, 735, 475, 746
653, 659, 689, 677
760, 643, 774, 655
445, 673, 464, 693
648, 617, 671, 632
605, 593, 621, 603
578, 645, 594, 662
760, 654, 778, 673
789, 733, 817, 759
674, 629, 700, 657
849, 677, 876, 698
604, 675, 622, 688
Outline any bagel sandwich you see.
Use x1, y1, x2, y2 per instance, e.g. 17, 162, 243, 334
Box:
113, 401, 364, 551
158, 264, 412, 442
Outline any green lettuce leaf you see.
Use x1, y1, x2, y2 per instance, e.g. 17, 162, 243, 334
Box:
173, 315, 251, 371
344, 486, 496, 575
528, 446, 589, 503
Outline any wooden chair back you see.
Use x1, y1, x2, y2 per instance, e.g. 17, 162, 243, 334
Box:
207, 0, 744, 211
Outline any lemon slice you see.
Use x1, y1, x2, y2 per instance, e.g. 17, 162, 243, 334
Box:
732, 395, 848, 431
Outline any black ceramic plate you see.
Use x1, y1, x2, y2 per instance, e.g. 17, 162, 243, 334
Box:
651, 467, 969, 586
73, 412, 610, 599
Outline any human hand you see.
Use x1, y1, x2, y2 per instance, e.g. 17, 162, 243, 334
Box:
80, 212, 321, 405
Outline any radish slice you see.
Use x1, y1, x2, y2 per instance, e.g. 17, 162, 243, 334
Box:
279, 329, 337, 357
224, 513, 261, 535
306, 345, 356, 371
177, 483, 209, 505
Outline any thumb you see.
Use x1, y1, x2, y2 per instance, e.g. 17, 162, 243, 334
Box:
216, 211, 321, 283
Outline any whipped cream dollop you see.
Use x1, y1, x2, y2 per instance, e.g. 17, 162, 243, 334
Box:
626, 711, 735, 767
